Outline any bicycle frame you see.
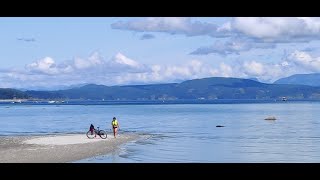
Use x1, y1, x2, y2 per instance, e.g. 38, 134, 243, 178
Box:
87, 126, 107, 139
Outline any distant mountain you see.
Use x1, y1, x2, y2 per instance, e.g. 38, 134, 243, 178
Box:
23, 77, 320, 100
274, 73, 320, 87
0, 88, 29, 99
17, 83, 91, 91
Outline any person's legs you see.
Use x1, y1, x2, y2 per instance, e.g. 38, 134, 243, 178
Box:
113, 127, 116, 138
115, 127, 118, 137
90, 129, 96, 138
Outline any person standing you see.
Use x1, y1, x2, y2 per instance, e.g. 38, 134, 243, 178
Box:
111, 117, 119, 138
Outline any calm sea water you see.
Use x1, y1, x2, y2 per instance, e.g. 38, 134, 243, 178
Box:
1, 101, 320, 162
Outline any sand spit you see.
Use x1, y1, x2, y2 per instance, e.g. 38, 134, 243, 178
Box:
0, 133, 140, 163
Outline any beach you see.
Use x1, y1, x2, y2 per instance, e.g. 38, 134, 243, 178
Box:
0, 133, 140, 163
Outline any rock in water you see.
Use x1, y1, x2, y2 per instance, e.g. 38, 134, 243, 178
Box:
264, 116, 276, 120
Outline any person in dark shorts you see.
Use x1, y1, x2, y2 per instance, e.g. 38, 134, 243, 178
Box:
111, 117, 119, 138
89, 124, 96, 138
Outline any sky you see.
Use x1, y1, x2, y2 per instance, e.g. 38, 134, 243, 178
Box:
1, 17, 320, 90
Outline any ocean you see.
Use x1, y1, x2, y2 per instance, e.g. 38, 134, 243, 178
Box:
1, 101, 320, 162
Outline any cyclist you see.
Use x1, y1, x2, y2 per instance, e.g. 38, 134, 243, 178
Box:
111, 117, 119, 138
89, 124, 96, 138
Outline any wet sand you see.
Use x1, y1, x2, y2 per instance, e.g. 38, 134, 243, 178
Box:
0, 133, 140, 163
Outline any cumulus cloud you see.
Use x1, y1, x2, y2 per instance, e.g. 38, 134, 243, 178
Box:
287, 50, 320, 72
111, 60, 221, 85
112, 17, 320, 43
218, 63, 233, 77
107, 53, 150, 73
238, 58, 303, 82
217, 17, 320, 42
230, 17, 320, 42
3, 50, 320, 89
190, 39, 276, 55
0, 53, 231, 89
111, 17, 227, 37
73, 52, 103, 69
1, 52, 145, 89
112, 17, 320, 55
112, 53, 140, 67
243, 61, 265, 76
140, 34, 155, 40
25, 57, 73, 75
25, 52, 106, 75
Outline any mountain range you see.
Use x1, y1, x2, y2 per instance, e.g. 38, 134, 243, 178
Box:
274, 73, 320, 87
24, 76, 320, 100
2, 75, 320, 100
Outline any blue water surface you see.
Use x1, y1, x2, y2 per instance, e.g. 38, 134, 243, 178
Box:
1, 101, 320, 162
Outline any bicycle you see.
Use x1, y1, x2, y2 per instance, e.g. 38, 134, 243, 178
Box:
86, 126, 107, 139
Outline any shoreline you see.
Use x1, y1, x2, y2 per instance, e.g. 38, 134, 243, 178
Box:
0, 133, 140, 163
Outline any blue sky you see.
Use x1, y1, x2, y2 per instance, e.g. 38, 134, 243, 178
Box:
1, 17, 320, 90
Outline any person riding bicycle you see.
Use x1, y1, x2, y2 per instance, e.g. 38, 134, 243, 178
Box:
111, 117, 119, 138
89, 124, 96, 138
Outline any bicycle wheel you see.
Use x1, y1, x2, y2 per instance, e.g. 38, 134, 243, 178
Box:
86, 130, 95, 139
99, 130, 107, 139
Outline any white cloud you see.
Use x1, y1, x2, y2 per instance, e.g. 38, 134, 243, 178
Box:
3, 50, 320, 89
219, 63, 233, 77
73, 52, 103, 69
111, 17, 320, 56
243, 61, 265, 76
238, 59, 303, 82
190, 39, 276, 55
111, 60, 219, 85
25, 57, 73, 75
288, 50, 320, 72
281, 61, 290, 67
217, 22, 231, 32
111, 17, 224, 37
193, 17, 320, 54
1, 55, 287, 89
87, 52, 103, 65
230, 17, 320, 42
112, 17, 320, 44
2, 53, 219, 89
106, 53, 150, 74
0, 52, 148, 89
112, 53, 140, 67
74, 58, 91, 69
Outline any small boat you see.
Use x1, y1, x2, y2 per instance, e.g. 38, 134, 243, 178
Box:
48, 101, 55, 104
11, 100, 22, 103
282, 97, 287, 101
